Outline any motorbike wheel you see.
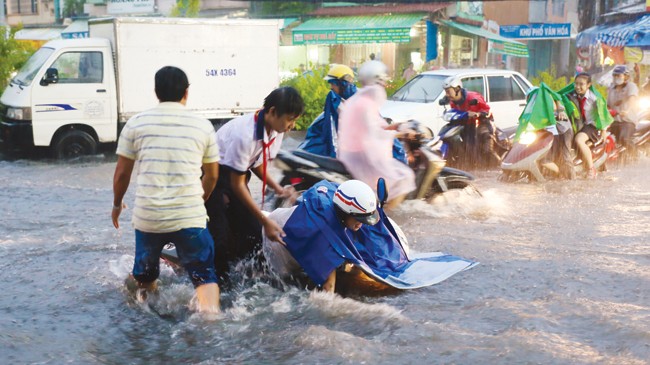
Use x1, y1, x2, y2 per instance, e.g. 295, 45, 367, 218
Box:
498, 170, 528, 183
429, 178, 482, 201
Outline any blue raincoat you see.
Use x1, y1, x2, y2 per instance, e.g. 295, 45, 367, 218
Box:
283, 180, 477, 288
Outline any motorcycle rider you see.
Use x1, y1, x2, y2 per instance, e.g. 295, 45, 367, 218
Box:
299, 64, 409, 164
441, 77, 501, 167
299, 64, 357, 158
337, 61, 417, 210
262, 180, 380, 293
560, 72, 613, 178
607, 65, 639, 155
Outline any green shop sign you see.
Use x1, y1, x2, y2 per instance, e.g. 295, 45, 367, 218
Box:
293, 28, 411, 45
292, 14, 423, 45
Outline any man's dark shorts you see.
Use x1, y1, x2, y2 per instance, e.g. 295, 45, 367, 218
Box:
577, 124, 600, 144
133, 227, 218, 287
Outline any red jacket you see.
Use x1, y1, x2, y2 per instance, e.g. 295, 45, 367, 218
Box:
450, 90, 490, 114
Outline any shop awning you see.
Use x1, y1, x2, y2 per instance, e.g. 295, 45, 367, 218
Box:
279, 18, 299, 30
440, 20, 529, 58
577, 15, 650, 48
14, 28, 62, 41
292, 14, 424, 45
61, 20, 89, 39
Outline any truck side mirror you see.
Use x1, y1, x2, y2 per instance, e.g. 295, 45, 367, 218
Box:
438, 96, 450, 106
40, 68, 59, 86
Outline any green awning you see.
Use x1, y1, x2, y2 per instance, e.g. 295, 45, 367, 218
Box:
292, 14, 424, 45
441, 20, 529, 58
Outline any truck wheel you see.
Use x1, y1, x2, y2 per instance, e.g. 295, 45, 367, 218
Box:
53, 130, 97, 159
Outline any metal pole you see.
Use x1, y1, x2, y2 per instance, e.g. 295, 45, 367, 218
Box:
1, 0, 7, 27
54, 0, 61, 24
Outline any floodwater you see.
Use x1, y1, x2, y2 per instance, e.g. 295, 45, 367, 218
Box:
1, 140, 648, 364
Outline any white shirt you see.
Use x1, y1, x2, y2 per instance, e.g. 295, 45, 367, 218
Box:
116, 102, 219, 233
577, 89, 598, 126
216, 112, 283, 173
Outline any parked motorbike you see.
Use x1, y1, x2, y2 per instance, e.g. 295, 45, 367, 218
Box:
437, 98, 512, 170
271, 121, 479, 209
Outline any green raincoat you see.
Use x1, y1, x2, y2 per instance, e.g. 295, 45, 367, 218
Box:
515, 82, 563, 140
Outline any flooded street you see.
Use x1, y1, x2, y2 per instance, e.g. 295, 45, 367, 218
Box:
0, 142, 648, 364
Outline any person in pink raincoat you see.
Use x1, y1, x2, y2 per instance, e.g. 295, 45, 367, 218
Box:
337, 61, 417, 210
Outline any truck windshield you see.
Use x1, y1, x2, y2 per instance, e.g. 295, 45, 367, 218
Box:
390, 74, 446, 103
13, 47, 55, 86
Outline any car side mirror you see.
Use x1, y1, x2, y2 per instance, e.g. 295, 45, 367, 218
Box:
469, 99, 479, 106
40, 68, 59, 86
376, 177, 388, 207
439, 97, 450, 106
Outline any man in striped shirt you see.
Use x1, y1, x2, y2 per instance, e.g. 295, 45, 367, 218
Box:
112, 66, 221, 314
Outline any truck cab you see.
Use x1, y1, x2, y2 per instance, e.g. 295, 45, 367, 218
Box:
1, 38, 117, 158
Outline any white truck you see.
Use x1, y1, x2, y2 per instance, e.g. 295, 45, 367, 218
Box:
0, 17, 280, 158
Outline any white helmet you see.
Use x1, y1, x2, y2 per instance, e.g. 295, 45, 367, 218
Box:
358, 60, 389, 86
333, 180, 379, 225
443, 76, 463, 89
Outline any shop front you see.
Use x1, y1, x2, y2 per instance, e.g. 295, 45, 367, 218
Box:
287, 14, 427, 78
439, 20, 529, 69
577, 14, 650, 76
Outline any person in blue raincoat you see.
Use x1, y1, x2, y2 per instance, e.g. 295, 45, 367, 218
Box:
262, 179, 382, 292
262, 179, 478, 293
299, 64, 357, 158
299, 64, 409, 164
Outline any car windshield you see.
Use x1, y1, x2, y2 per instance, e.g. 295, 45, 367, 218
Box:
12, 47, 54, 86
390, 74, 447, 103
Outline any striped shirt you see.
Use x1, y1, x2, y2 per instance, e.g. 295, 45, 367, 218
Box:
116, 102, 219, 233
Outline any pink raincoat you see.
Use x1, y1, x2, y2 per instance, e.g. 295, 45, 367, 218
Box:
338, 85, 416, 198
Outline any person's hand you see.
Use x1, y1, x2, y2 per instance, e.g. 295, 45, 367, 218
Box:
468, 111, 480, 118
263, 218, 286, 245
275, 185, 298, 206
557, 111, 568, 121
112, 202, 127, 229
276, 185, 296, 199
399, 129, 418, 140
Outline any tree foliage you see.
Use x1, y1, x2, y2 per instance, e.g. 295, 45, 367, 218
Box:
252, 1, 318, 17
0, 27, 38, 91
280, 66, 331, 131
62, 0, 85, 18
531, 65, 608, 100
170, 0, 200, 17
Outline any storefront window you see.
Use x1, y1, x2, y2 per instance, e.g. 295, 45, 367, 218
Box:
450, 35, 475, 67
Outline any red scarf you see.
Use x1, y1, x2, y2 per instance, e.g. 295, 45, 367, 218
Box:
254, 110, 276, 207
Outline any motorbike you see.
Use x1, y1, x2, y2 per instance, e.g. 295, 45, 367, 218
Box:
606, 106, 650, 160
499, 119, 616, 183
263, 178, 478, 296
437, 98, 513, 170
271, 121, 480, 209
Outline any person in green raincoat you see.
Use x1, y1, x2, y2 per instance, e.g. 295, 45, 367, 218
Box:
558, 72, 614, 178
516, 82, 575, 179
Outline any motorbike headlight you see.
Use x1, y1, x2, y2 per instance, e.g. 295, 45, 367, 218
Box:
6, 107, 32, 120
637, 97, 650, 111
518, 131, 537, 145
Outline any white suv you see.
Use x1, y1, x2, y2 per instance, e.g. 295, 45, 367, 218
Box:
381, 69, 533, 134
